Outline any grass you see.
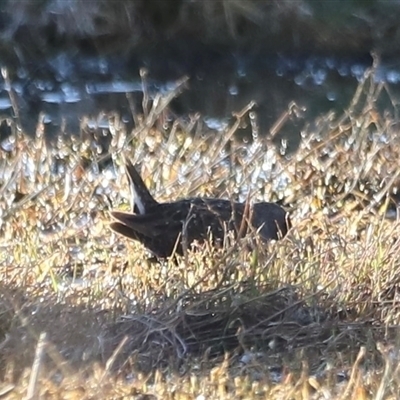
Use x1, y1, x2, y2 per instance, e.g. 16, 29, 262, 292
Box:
1, 69, 400, 398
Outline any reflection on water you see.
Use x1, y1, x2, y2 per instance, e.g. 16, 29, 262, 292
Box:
1, 50, 400, 150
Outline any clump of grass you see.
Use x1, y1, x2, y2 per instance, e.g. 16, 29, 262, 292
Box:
2, 69, 400, 398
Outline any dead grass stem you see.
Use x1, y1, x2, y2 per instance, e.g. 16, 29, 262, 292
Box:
1, 69, 400, 398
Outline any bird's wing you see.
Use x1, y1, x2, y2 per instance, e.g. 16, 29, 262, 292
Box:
111, 210, 182, 237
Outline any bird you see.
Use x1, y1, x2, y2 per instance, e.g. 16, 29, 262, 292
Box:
110, 159, 290, 258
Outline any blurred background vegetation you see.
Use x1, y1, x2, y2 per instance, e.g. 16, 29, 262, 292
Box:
3, 0, 400, 59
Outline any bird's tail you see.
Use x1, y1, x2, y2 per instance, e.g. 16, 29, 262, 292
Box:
125, 158, 158, 214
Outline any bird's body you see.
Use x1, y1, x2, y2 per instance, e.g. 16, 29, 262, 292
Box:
110, 160, 290, 258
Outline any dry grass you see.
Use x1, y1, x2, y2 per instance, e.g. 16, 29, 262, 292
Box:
1, 69, 400, 398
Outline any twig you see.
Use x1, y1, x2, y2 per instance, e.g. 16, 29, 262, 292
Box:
338, 346, 366, 400
26, 332, 47, 400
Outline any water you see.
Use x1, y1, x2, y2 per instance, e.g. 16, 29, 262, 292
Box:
1, 50, 399, 152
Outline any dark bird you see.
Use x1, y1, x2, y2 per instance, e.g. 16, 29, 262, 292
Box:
110, 160, 290, 258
